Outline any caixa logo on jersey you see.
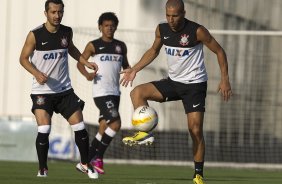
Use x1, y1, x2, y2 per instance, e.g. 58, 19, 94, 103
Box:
43, 50, 68, 60
165, 47, 189, 56
100, 55, 123, 62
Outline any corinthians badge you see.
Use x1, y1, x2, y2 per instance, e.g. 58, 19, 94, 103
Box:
61, 37, 68, 47
179, 34, 189, 46
36, 96, 46, 105
115, 45, 122, 54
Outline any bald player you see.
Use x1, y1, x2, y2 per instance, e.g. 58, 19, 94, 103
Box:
120, 0, 232, 183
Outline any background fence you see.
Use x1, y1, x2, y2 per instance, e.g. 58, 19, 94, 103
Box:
1, 0, 282, 167
69, 28, 282, 165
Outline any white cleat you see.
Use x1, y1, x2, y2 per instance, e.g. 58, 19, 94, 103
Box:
76, 163, 98, 179
37, 168, 48, 177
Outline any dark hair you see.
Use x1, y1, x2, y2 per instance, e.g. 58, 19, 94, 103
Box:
45, 0, 64, 12
98, 12, 119, 27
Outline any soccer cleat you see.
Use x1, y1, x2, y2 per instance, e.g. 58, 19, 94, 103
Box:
76, 163, 98, 179
122, 131, 154, 146
91, 158, 105, 174
193, 174, 205, 184
37, 168, 48, 177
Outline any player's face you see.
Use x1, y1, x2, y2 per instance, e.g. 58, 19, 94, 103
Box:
45, 3, 64, 27
99, 20, 117, 40
166, 6, 185, 32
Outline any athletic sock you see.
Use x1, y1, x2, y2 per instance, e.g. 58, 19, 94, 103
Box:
194, 161, 204, 178
72, 122, 89, 165
96, 127, 116, 159
36, 132, 49, 170
88, 133, 102, 162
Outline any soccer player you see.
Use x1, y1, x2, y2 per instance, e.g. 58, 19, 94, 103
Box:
77, 12, 130, 174
19, 0, 98, 179
120, 0, 232, 183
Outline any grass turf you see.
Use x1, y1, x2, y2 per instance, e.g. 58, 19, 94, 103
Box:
0, 160, 281, 184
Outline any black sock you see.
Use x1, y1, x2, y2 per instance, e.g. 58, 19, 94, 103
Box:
36, 132, 49, 170
88, 137, 100, 162
74, 129, 89, 164
96, 133, 113, 159
194, 161, 204, 178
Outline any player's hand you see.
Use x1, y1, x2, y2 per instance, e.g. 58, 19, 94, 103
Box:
217, 78, 232, 101
120, 68, 137, 87
85, 62, 98, 74
85, 72, 96, 81
34, 71, 48, 85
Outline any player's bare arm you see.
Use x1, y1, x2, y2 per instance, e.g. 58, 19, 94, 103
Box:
68, 39, 98, 73
197, 26, 232, 101
120, 25, 163, 87
77, 42, 96, 81
19, 31, 48, 85
122, 45, 130, 70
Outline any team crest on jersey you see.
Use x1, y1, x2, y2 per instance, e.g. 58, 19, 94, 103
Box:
36, 96, 46, 105
179, 34, 189, 46
109, 108, 119, 118
115, 45, 122, 54
61, 37, 68, 47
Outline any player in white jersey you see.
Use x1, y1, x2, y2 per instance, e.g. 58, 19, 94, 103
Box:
77, 12, 130, 174
19, 0, 98, 179
120, 0, 232, 183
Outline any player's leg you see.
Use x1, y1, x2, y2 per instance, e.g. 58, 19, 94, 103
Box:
34, 110, 51, 177
59, 90, 98, 179
68, 110, 98, 179
89, 96, 121, 174
130, 82, 164, 109
123, 79, 180, 146
31, 94, 53, 177
88, 120, 106, 174
68, 110, 89, 164
123, 82, 163, 146
181, 81, 207, 183
187, 112, 205, 177
91, 119, 120, 174
96, 120, 120, 159
88, 119, 106, 163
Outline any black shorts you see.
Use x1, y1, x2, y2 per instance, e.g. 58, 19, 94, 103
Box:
94, 95, 120, 124
30, 89, 85, 120
151, 78, 207, 113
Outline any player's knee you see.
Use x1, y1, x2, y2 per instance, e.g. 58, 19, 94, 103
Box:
189, 127, 203, 139
130, 86, 140, 99
130, 84, 147, 100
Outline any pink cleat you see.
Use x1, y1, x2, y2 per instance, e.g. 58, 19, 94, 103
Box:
91, 158, 105, 174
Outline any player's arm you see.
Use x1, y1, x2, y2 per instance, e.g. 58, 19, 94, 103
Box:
120, 25, 163, 87
68, 31, 98, 72
19, 31, 48, 85
77, 42, 96, 81
196, 26, 232, 101
121, 43, 130, 70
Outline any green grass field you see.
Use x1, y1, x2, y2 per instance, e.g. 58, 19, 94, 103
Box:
0, 160, 281, 184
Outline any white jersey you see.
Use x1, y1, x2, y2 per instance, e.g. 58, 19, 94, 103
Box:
30, 24, 72, 94
90, 38, 128, 98
159, 19, 208, 84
